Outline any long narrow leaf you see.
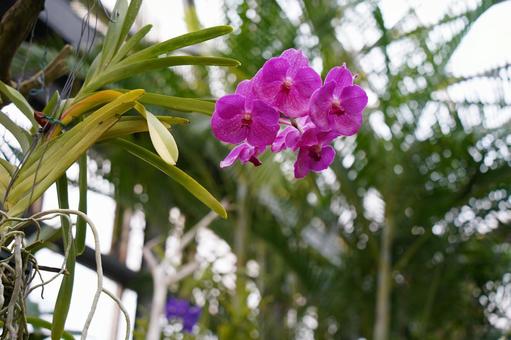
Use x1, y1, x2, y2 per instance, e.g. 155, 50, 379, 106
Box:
6, 90, 145, 215
0, 111, 31, 152
84, 56, 240, 92
76, 154, 87, 255
0, 80, 37, 131
99, 0, 128, 70
97, 115, 189, 141
117, 0, 143, 51
111, 24, 152, 65
121, 25, 233, 65
52, 175, 76, 340
113, 138, 227, 218
26, 316, 74, 340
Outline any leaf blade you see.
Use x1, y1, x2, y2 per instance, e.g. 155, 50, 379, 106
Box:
113, 138, 227, 218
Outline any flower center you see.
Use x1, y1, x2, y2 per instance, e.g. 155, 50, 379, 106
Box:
331, 97, 345, 115
241, 112, 252, 126
309, 145, 322, 161
282, 77, 293, 90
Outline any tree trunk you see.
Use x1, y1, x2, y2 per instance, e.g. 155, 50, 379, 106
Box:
373, 219, 394, 340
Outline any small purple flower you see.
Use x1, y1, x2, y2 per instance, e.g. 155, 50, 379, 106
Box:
294, 128, 337, 179
220, 143, 264, 168
271, 126, 300, 153
165, 298, 201, 333
253, 49, 322, 118
211, 94, 279, 147
310, 65, 368, 135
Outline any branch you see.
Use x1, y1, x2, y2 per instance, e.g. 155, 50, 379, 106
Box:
18, 44, 73, 95
0, 0, 45, 83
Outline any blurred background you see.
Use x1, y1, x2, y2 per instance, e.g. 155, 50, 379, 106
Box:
1, 0, 511, 339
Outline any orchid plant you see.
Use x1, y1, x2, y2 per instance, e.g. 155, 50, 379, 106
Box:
0, 0, 234, 338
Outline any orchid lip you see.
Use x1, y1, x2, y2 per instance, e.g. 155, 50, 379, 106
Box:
309, 144, 322, 161
241, 112, 252, 126
282, 77, 293, 90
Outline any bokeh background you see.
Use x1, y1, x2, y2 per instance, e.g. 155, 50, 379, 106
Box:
2, 0, 511, 339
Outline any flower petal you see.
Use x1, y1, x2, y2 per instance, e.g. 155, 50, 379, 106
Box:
341, 85, 368, 114
281, 48, 309, 75
253, 57, 289, 103
330, 111, 362, 136
215, 94, 245, 120
235, 79, 254, 97
293, 67, 322, 98
309, 82, 336, 130
271, 126, 300, 152
251, 100, 279, 125
247, 119, 279, 146
220, 144, 249, 168
325, 65, 353, 91
309, 145, 335, 171
294, 148, 312, 179
211, 114, 247, 144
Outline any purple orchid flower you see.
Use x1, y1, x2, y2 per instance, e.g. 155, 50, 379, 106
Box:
253, 49, 322, 118
309, 65, 368, 135
294, 128, 337, 179
211, 94, 279, 147
165, 298, 202, 333
271, 126, 301, 152
220, 143, 265, 168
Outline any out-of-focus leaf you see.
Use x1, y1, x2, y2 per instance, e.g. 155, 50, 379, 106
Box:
0, 80, 37, 131
26, 316, 74, 340
113, 138, 227, 218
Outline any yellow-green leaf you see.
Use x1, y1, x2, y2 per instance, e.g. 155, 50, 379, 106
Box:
98, 115, 189, 141
136, 104, 179, 165
84, 56, 240, 92
113, 138, 227, 218
0, 80, 37, 132
121, 25, 233, 65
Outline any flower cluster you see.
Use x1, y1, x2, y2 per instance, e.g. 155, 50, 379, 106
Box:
211, 49, 368, 178
165, 297, 201, 333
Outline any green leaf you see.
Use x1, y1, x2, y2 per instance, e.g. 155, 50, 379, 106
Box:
121, 25, 233, 65
97, 115, 189, 141
76, 154, 87, 255
137, 106, 179, 165
139, 92, 215, 115
6, 90, 145, 216
0, 161, 10, 200
0, 80, 37, 132
42, 91, 61, 120
99, 0, 128, 70
113, 138, 227, 218
117, 0, 143, 51
0, 158, 14, 176
26, 316, 74, 340
111, 24, 152, 65
84, 56, 240, 92
52, 175, 76, 340
0, 110, 31, 152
